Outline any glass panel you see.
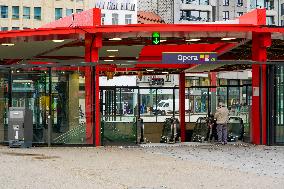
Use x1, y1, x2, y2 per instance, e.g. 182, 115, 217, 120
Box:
11, 69, 49, 143
76, 9, 83, 13
156, 89, 174, 122
112, 13, 119, 25
1, 27, 8, 31
34, 7, 41, 20
51, 68, 86, 144
23, 7, 31, 19
12, 6, 19, 19
101, 88, 137, 145
66, 9, 73, 16
217, 87, 227, 107
125, 14, 132, 24
275, 65, 284, 143
0, 70, 9, 142
55, 8, 63, 20
1, 6, 8, 18
189, 88, 209, 120
140, 88, 156, 122
228, 87, 240, 116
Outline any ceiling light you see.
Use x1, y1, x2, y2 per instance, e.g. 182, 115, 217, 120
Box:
1, 43, 15, 46
160, 40, 167, 42
186, 39, 201, 42
52, 40, 65, 43
108, 55, 115, 58
109, 38, 122, 41
221, 37, 236, 41
162, 72, 169, 74
104, 60, 114, 62
107, 49, 119, 52
127, 60, 137, 63
146, 69, 154, 72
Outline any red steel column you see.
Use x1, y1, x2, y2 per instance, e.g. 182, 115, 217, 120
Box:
251, 32, 271, 145
84, 8, 102, 145
179, 72, 186, 142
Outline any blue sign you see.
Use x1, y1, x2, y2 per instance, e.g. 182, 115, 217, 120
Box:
162, 52, 217, 64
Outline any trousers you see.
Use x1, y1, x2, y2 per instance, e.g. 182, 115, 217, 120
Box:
217, 124, 228, 144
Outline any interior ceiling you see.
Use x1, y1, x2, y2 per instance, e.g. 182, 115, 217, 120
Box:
0, 32, 283, 74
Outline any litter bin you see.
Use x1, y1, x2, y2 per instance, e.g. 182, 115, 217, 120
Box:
8, 107, 33, 148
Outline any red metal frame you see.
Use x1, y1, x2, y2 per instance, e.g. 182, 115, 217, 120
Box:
179, 72, 186, 142
251, 32, 271, 145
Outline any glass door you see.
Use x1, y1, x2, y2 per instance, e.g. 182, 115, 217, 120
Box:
100, 87, 138, 145
11, 69, 49, 143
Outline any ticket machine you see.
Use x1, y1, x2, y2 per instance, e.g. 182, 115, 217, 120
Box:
8, 107, 33, 148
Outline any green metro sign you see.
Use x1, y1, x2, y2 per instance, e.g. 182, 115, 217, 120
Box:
152, 32, 160, 45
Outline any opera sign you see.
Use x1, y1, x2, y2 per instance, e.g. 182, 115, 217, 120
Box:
95, 0, 136, 11
162, 52, 217, 64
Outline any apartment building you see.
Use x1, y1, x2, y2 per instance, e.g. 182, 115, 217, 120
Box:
137, 0, 174, 23
216, 0, 280, 25
281, 0, 284, 25
138, 0, 282, 25
0, 0, 137, 31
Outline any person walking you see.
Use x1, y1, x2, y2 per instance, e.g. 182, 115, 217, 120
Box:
214, 102, 229, 145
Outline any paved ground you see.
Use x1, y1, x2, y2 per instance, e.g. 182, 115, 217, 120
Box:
0, 143, 283, 189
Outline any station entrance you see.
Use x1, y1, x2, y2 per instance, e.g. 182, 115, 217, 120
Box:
1, 8, 284, 146
100, 80, 252, 146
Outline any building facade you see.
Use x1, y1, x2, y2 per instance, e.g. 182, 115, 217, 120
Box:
137, 0, 174, 23
138, 0, 283, 25
0, 0, 137, 31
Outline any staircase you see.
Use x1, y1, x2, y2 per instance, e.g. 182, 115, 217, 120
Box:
53, 123, 86, 144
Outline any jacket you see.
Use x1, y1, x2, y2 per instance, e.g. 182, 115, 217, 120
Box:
214, 107, 229, 124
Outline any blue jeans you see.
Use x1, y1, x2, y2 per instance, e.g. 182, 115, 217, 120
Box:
217, 124, 228, 144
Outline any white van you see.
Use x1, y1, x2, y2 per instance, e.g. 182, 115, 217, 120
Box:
154, 99, 190, 115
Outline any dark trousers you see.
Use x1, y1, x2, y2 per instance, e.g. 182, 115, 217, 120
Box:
217, 124, 228, 143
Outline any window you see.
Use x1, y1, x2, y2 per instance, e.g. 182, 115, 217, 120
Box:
266, 16, 275, 25
23, 27, 30, 30
12, 6, 20, 19
101, 13, 105, 25
112, 13, 119, 25
12, 27, 20, 30
125, 14, 132, 24
223, 0, 229, 6
66, 9, 73, 16
181, 0, 209, 5
76, 9, 83, 13
34, 7, 41, 20
23, 7, 30, 19
1, 6, 8, 18
223, 11, 229, 21
55, 8, 63, 20
281, 20, 284, 26
237, 12, 243, 17
237, 0, 243, 6
250, 0, 265, 9
180, 10, 210, 22
1, 27, 8, 31
265, 0, 274, 10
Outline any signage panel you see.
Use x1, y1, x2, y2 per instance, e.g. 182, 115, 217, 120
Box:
152, 32, 160, 45
162, 52, 217, 64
